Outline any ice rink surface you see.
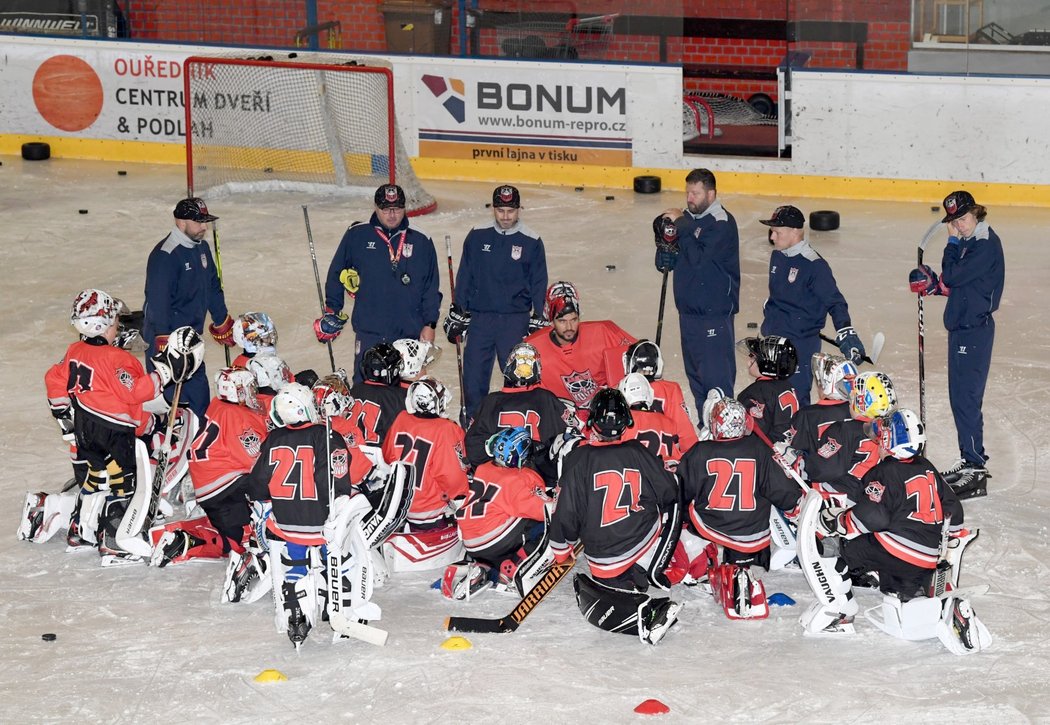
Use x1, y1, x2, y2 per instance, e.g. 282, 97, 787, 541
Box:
3, 156, 1050, 723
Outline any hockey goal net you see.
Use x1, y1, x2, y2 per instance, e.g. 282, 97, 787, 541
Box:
183, 55, 437, 216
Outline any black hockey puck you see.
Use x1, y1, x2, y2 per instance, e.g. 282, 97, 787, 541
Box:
118, 170, 127, 176
79, 209, 88, 214
484, 203, 491, 208
605, 195, 615, 201
42, 633, 56, 641
605, 264, 616, 271
931, 205, 939, 212
747, 322, 758, 329
574, 186, 584, 192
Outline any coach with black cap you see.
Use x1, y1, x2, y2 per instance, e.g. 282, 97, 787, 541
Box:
317, 183, 440, 383
143, 197, 235, 420
442, 184, 548, 419
759, 204, 864, 406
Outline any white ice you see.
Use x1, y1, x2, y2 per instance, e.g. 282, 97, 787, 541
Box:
3, 156, 1049, 722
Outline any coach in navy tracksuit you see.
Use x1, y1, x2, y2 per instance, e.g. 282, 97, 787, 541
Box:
315, 184, 441, 383
143, 198, 235, 420
909, 190, 1004, 497
443, 185, 548, 420
760, 205, 865, 407
654, 168, 739, 411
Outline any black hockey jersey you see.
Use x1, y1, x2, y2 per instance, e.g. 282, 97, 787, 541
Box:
678, 435, 802, 553
783, 399, 852, 451
246, 422, 352, 545
738, 377, 799, 441
550, 439, 679, 579
801, 418, 880, 499
464, 384, 576, 467
347, 380, 406, 445
842, 454, 964, 569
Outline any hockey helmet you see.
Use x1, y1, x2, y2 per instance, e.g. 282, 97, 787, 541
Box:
502, 342, 541, 388
623, 339, 664, 381
742, 335, 798, 380
587, 388, 633, 440
406, 376, 451, 418
248, 353, 293, 392
215, 367, 260, 410
393, 338, 440, 381
812, 352, 858, 402
232, 311, 277, 353
849, 371, 897, 420
543, 281, 580, 321
709, 397, 751, 440
618, 372, 654, 411
269, 382, 319, 428
313, 374, 352, 420
868, 408, 925, 459
71, 288, 121, 338
486, 426, 533, 468
361, 342, 404, 386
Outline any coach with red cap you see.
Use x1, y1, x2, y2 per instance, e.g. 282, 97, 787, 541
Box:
316, 183, 441, 383
143, 197, 235, 420
760, 204, 864, 407
908, 191, 1004, 499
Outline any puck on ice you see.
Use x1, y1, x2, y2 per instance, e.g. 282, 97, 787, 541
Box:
606, 265, 616, 271
747, 322, 758, 329
79, 209, 88, 214
42, 633, 57, 641
605, 195, 615, 201
931, 206, 939, 212
574, 186, 584, 192
118, 170, 127, 176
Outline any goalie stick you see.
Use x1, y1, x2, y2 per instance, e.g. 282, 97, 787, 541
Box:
916, 220, 943, 429
444, 234, 468, 428
818, 331, 885, 366
116, 381, 183, 558
445, 541, 584, 634
303, 205, 337, 373
213, 221, 230, 367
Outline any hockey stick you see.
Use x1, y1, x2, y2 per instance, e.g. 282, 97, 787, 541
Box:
654, 269, 669, 347
445, 541, 584, 634
917, 220, 943, 429
303, 205, 337, 373
749, 418, 809, 495
116, 381, 183, 557
443, 234, 468, 428
212, 222, 231, 367
818, 331, 884, 366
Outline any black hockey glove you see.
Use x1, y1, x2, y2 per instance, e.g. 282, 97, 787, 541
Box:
443, 303, 471, 343
528, 314, 547, 334
653, 214, 680, 272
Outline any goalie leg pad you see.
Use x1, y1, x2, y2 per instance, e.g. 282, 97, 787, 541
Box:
937, 596, 992, 655
865, 593, 943, 641
18, 491, 77, 543
325, 494, 383, 623
573, 573, 649, 637
512, 515, 555, 597
148, 516, 224, 567
67, 490, 106, 550
441, 560, 494, 601
160, 408, 197, 500
360, 461, 414, 548
222, 548, 272, 604
383, 524, 464, 572
709, 563, 769, 620
645, 499, 682, 591
268, 542, 323, 637
768, 507, 798, 570
798, 489, 856, 614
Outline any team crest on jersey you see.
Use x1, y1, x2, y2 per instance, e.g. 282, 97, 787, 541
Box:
788, 267, 798, 283
117, 368, 134, 390
865, 480, 885, 503
403, 242, 413, 258
748, 401, 766, 419
331, 449, 349, 477
201, 253, 208, 269
817, 437, 842, 458
511, 245, 522, 260
239, 429, 262, 457
561, 370, 599, 405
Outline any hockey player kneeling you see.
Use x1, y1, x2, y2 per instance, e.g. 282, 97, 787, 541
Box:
382, 377, 468, 571
799, 408, 991, 652
549, 389, 683, 645
246, 384, 355, 648
677, 397, 804, 620
446, 427, 553, 600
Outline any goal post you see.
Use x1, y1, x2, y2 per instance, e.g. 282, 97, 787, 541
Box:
183, 55, 437, 216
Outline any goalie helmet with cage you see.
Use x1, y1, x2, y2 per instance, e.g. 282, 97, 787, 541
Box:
269, 382, 319, 428
215, 367, 260, 410
362, 342, 403, 385
502, 342, 541, 387
487, 426, 533, 469
849, 371, 897, 420
544, 280, 580, 321
393, 338, 440, 381
70, 288, 121, 338
623, 339, 664, 381
248, 353, 293, 392
406, 376, 451, 418
313, 373, 352, 420
709, 397, 750, 441
587, 388, 633, 440
867, 408, 925, 460
812, 352, 858, 402
618, 372, 654, 411
742, 335, 798, 380
232, 311, 277, 353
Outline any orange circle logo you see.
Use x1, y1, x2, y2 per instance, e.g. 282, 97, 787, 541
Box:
33, 55, 104, 132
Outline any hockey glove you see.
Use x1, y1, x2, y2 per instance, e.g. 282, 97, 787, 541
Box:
54, 407, 75, 442
339, 267, 361, 297
152, 326, 205, 384
442, 303, 471, 344
153, 334, 169, 353
653, 215, 680, 272
816, 503, 848, 538
314, 308, 347, 343
909, 264, 940, 296
528, 314, 548, 334
209, 314, 236, 347
835, 326, 866, 365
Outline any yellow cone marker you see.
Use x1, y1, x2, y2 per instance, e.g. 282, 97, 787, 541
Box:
254, 669, 288, 683
441, 635, 472, 651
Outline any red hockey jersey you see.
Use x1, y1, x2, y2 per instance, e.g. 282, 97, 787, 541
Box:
525, 320, 635, 409
650, 378, 698, 452
383, 411, 469, 527
188, 398, 269, 502
456, 462, 549, 552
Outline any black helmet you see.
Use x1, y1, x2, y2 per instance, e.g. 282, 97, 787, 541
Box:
743, 335, 798, 380
623, 339, 663, 381
587, 388, 633, 440
361, 343, 403, 386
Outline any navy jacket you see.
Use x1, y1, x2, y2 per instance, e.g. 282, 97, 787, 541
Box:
672, 200, 740, 318
762, 240, 850, 339
454, 220, 547, 315
143, 227, 228, 344
941, 222, 1004, 331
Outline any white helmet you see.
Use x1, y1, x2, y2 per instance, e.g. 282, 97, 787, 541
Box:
313, 374, 351, 420
406, 376, 451, 417
70, 289, 120, 338
215, 367, 260, 410
232, 311, 277, 354
709, 397, 750, 441
617, 372, 654, 410
269, 382, 319, 428
248, 353, 293, 392
868, 408, 925, 460
812, 352, 859, 402
393, 338, 440, 381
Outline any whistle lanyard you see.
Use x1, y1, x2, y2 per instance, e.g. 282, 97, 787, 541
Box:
375, 227, 406, 271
